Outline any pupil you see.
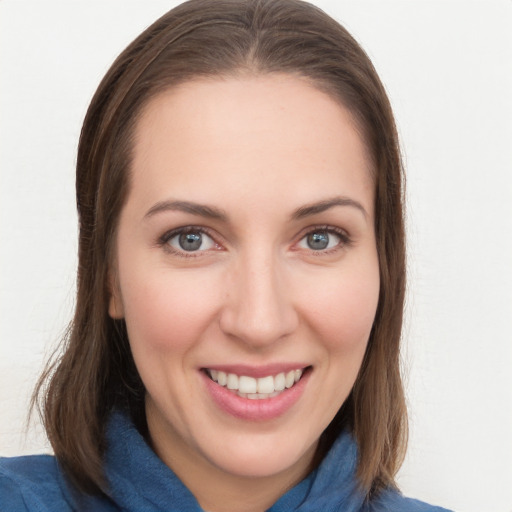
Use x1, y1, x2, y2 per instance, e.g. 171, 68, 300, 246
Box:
307, 232, 329, 250
179, 232, 202, 251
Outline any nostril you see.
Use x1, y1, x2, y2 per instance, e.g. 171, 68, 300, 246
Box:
218, 304, 299, 347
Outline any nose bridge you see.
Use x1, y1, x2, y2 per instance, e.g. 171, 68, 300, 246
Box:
220, 247, 297, 346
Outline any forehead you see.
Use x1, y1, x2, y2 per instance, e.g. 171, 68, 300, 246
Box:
129, 74, 374, 215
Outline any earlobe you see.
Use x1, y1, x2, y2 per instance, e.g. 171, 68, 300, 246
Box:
108, 272, 125, 319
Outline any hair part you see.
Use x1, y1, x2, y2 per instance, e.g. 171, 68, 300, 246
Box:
33, 0, 407, 498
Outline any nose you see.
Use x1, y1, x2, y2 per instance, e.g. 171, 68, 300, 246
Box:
219, 252, 298, 348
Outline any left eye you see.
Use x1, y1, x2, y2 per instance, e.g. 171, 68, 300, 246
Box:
298, 230, 341, 251
167, 230, 216, 252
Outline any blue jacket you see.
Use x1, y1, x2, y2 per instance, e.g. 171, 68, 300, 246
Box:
0, 411, 452, 511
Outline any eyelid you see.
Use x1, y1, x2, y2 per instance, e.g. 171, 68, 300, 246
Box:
156, 224, 351, 257
158, 225, 223, 257
293, 224, 352, 252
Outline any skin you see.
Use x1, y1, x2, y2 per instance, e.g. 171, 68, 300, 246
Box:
109, 74, 380, 512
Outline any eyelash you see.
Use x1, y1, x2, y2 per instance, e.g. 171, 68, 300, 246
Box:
296, 225, 352, 255
158, 226, 219, 258
157, 224, 352, 258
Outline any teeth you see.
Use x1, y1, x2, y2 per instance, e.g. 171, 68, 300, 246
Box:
257, 375, 274, 394
239, 375, 257, 394
217, 371, 227, 386
274, 373, 285, 391
285, 370, 296, 388
226, 373, 238, 390
248, 393, 267, 400
207, 368, 305, 399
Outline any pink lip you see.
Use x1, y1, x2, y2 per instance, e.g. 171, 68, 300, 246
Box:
201, 367, 311, 421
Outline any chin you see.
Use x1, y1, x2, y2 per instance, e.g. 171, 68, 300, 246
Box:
201, 430, 318, 479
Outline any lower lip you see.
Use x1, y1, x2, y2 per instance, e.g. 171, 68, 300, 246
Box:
202, 369, 310, 421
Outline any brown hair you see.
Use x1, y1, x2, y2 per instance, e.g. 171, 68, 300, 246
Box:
34, 0, 407, 499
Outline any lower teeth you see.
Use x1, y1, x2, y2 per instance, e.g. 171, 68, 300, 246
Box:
235, 390, 281, 400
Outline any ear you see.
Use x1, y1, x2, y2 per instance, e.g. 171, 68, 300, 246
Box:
108, 271, 125, 319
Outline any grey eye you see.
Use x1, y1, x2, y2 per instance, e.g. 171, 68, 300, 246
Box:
299, 230, 341, 251
307, 232, 329, 250
179, 232, 202, 251
168, 231, 215, 252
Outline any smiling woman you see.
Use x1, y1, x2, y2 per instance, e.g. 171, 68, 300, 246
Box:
0, 1, 453, 511
107, 76, 381, 505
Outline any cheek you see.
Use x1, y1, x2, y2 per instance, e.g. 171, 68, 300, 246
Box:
298, 262, 380, 354
119, 268, 223, 354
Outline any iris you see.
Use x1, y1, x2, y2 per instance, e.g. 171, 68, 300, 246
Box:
307, 231, 329, 250
179, 232, 203, 251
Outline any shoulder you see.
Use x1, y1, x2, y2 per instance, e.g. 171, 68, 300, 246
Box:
0, 455, 71, 512
369, 487, 453, 512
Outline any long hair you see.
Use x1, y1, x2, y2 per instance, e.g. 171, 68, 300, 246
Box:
34, 0, 407, 497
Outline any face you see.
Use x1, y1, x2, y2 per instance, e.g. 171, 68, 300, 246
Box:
109, 75, 379, 490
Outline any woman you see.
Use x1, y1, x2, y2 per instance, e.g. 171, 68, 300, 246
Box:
0, 1, 451, 510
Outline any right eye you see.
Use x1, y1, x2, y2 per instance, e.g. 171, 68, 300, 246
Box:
164, 228, 216, 254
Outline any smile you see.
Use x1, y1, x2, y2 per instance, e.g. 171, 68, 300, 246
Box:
206, 368, 306, 399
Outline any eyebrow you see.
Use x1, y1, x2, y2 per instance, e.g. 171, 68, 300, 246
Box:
291, 196, 368, 220
144, 200, 228, 221
144, 196, 368, 223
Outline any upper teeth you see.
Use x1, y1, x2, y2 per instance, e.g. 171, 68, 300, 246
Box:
208, 369, 303, 398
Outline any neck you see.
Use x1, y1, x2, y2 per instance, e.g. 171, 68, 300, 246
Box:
180, 463, 310, 512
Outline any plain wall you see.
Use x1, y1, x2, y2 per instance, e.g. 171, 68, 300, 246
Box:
1, 2, 511, 511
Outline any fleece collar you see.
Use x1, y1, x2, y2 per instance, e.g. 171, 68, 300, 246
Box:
59, 410, 370, 511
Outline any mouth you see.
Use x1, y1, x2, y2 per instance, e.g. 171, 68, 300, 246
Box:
203, 367, 311, 400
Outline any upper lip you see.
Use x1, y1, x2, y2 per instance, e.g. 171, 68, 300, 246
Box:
201, 363, 310, 378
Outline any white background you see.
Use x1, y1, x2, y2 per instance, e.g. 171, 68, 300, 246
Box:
1, 2, 511, 511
